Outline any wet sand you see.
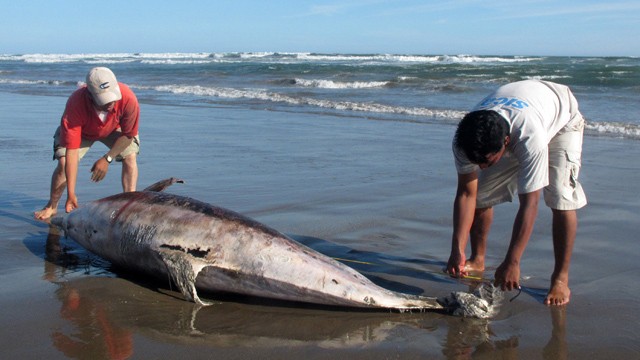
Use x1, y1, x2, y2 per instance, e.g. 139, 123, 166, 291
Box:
1, 92, 639, 359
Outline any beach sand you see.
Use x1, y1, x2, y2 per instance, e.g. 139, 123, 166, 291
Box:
1, 92, 639, 359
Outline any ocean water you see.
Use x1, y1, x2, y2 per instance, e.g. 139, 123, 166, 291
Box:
1, 52, 639, 139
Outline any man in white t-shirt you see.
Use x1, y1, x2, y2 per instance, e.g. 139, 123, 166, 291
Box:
445, 80, 587, 306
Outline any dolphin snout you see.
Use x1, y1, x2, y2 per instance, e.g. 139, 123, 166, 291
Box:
50, 215, 67, 232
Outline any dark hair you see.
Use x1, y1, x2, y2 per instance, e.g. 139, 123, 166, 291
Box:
454, 110, 509, 164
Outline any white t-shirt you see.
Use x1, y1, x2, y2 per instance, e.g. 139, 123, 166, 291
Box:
454, 80, 580, 194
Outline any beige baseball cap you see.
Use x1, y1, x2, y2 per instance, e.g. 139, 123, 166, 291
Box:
86, 67, 122, 106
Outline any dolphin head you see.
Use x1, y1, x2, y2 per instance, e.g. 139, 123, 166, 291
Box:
50, 213, 68, 233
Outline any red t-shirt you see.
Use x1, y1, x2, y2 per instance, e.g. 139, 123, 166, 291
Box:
60, 83, 139, 149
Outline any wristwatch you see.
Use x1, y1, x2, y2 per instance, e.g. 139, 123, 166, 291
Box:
104, 154, 113, 163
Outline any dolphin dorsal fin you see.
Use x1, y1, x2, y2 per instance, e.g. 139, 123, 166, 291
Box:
143, 178, 185, 192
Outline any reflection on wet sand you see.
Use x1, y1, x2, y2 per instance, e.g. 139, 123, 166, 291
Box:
41, 226, 567, 359
45, 226, 132, 360
53, 284, 134, 360
543, 307, 568, 360
440, 282, 515, 359
443, 317, 518, 359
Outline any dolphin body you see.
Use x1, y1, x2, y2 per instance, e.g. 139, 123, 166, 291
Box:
51, 178, 450, 311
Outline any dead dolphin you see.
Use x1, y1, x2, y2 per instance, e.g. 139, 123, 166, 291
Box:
50, 178, 496, 316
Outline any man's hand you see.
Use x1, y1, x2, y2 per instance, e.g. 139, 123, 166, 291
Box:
446, 251, 467, 277
65, 194, 78, 213
90, 157, 110, 182
494, 260, 521, 291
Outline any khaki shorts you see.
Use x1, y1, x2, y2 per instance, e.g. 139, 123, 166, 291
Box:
476, 115, 587, 211
52, 127, 140, 162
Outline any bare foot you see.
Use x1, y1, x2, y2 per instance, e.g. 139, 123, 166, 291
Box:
545, 280, 571, 306
34, 207, 57, 221
463, 258, 485, 272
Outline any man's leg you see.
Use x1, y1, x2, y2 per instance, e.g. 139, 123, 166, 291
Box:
121, 153, 138, 192
103, 132, 139, 193
466, 206, 493, 271
545, 209, 576, 306
34, 157, 67, 220
544, 109, 584, 306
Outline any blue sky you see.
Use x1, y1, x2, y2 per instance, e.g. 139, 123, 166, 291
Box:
1, 0, 639, 56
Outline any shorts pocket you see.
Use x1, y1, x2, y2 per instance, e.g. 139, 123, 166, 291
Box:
564, 151, 581, 189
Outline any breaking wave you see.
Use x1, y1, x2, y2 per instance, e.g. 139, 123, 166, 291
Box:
292, 78, 389, 89
0, 52, 543, 66
0, 78, 78, 86
142, 83, 464, 119
585, 121, 640, 139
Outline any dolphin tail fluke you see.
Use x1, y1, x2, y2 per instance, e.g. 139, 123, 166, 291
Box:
158, 248, 212, 306
386, 292, 443, 310
437, 283, 504, 319
143, 178, 185, 192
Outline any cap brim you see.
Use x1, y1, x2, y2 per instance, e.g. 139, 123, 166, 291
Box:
93, 88, 122, 106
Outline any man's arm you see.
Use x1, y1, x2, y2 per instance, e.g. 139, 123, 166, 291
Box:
446, 171, 479, 276
65, 148, 80, 213
90, 135, 134, 183
494, 190, 540, 290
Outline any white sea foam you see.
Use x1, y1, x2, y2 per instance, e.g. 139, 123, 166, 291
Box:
134, 52, 213, 59
0, 52, 543, 66
140, 59, 214, 65
295, 53, 542, 64
586, 120, 640, 139
138, 83, 465, 120
294, 78, 389, 89
441, 55, 541, 64
295, 53, 443, 63
523, 75, 572, 81
0, 52, 214, 64
0, 78, 69, 86
1, 53, 133, 63
239, 52, 283, 59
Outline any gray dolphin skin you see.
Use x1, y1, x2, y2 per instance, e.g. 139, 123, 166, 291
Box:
50, 178, 446, 311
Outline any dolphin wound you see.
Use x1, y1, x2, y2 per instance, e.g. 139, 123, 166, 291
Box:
159, 248, 212, 306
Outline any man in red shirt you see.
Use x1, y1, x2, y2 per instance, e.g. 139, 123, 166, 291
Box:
34, 67, 140, 220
